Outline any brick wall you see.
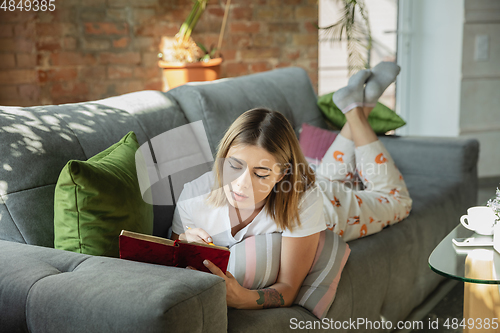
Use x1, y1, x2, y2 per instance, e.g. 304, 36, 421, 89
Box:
0, 0, 318, 107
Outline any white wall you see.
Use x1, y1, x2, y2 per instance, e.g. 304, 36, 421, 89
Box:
318, 0, 398, 109
396, 0, 500, 177
459, 0, 500, 177
396, 0, 464, 137
319, 0, 499, 177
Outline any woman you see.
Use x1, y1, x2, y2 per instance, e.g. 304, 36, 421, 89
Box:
170, 61, 412, 310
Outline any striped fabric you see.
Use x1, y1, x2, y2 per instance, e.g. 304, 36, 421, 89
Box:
227, 232, 282, 290
227, 229, 350, 319
293, 229, 350, 319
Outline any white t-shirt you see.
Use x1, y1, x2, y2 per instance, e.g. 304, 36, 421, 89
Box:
171, 171, 327, 248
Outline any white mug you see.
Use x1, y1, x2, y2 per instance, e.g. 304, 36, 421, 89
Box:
460, 206, 497, 236
494, 223, 500, 254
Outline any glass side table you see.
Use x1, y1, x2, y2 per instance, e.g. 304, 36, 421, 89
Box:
429, 223, 500, 332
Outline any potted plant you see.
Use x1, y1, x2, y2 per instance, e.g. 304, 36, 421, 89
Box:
319, 0, 372, 74
158, 0, 230, 90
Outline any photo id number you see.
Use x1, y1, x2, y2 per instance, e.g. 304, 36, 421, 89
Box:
1, 0, 56, 11
444, 318, 499, 330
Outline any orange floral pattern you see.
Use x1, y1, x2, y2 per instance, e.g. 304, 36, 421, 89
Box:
360, 224, 367, 237
317, 135, 412, 242
331, 196, 341, 207
377, 196, 390, 204
375, 153, 387, 164
347, 216, 360, 225
333, 151, 344, 162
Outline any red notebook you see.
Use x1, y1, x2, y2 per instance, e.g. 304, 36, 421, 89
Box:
119, 230, 230, 273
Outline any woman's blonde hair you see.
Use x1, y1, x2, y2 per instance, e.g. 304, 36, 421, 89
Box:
205, 108, 316, 233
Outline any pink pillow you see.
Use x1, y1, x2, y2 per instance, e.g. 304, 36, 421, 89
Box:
227, 230, 350, 319
299, 123, 338, 161
294, 229, 350, 319
226, 233, 281, 290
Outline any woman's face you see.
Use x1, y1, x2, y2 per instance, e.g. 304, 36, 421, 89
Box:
222, 144, 285, 211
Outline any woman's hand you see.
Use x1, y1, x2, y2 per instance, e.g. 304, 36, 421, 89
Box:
187, 260, 250, 309
179, 227, 213, 245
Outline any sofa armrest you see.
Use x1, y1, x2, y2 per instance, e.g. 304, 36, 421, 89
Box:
379, 135, 479, 211
379, 135, 479, 178
0, 240, 227, 333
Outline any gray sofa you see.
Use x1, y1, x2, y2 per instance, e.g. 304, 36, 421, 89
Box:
0, 67, 479, 332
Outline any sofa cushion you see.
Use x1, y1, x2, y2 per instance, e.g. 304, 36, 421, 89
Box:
0, 105, 89, 247
0, 91, 185, 247
54, 131, 153, 257
0, 239, 227, 333
167, 67, 329, 156
94, 90, 188, 145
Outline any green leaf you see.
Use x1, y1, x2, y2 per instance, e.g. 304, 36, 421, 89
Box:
196, 42, 208, 53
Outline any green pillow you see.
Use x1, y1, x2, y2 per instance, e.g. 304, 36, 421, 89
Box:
54, 131, 154, 257
317, 92, 406, 134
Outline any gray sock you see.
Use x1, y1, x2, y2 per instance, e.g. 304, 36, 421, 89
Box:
364, 61, 400, 106
332, 69, 372, 114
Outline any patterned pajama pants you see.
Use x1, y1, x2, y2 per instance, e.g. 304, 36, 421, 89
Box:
314, 134, 412, 242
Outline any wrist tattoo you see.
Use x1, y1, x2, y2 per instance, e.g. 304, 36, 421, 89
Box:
256, 288, 285, 308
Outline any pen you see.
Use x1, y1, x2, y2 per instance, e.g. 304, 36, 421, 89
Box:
186, 226, 215, 245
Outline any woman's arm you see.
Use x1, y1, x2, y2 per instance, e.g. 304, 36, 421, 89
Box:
230, 232, 321, 309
